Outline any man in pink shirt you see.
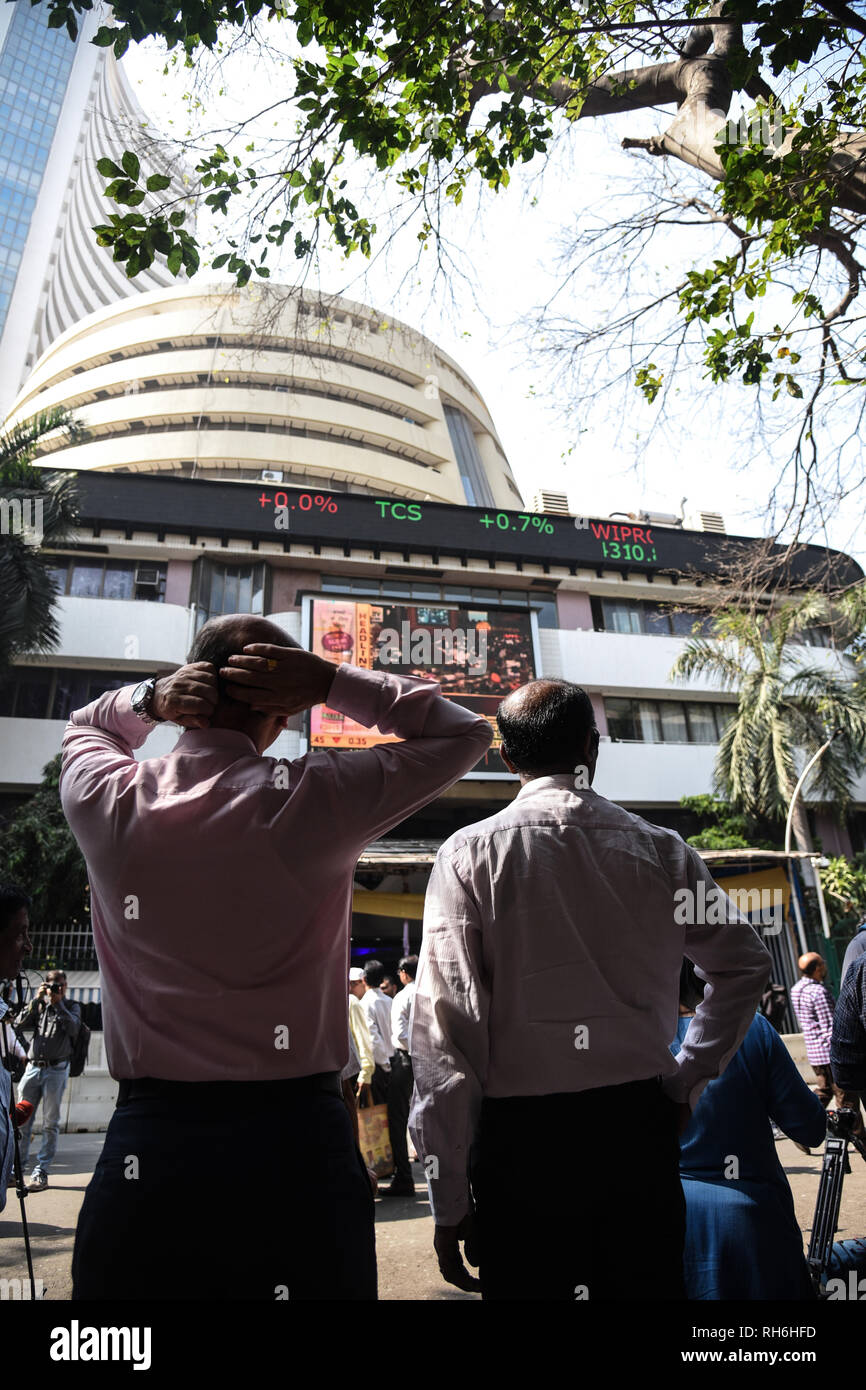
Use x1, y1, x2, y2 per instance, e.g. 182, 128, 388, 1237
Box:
62, 613, 492, 1301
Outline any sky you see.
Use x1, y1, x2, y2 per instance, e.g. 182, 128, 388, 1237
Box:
123, 24, 866, 570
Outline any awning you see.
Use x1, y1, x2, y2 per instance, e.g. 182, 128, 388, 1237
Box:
357, 839, 441, 869
62, 970, 101, 1003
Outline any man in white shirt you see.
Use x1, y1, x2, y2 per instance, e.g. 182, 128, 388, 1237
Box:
410, 678, 771, 1301
347, 972, 375, 1099
384, 955, 418, 1198
358, 961, 393, 1106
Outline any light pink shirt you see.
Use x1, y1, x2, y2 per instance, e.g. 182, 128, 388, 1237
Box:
59, 664, 492, 1082
409, 777, 772, 1224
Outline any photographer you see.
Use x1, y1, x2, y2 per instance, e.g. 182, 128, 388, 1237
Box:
0, 884, 34, 1209
15, 970, 81, 1192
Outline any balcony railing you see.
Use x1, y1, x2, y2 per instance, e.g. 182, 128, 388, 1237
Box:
24, 928, 98, 973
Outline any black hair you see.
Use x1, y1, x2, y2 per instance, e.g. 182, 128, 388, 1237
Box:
398, 955, 418, 980
497, 680, 598, 774
364, 960, 386, 988
0, 882, 30, 934
187, 617, 298, 703
679, 958, 706, 1012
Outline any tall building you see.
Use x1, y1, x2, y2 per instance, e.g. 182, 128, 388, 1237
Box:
5, 282, 521, 507
0, 2, 192, 414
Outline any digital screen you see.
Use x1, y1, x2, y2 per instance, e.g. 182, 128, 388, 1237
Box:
305, 595, 539, 777
74, 473, 863, 590
259, 491, 668, 567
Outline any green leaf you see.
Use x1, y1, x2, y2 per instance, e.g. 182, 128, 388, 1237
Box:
146, 173, 171, 193
121, 151, 141, 183
96, 157, 124, 180
166, 245, 183, 276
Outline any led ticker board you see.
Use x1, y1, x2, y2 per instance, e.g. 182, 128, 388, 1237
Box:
303, 595, 540, 777
73, 472, 863, 588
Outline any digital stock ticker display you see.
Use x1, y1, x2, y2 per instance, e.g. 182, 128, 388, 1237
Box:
75, 472, 864, 588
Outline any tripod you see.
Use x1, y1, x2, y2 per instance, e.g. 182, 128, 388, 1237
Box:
806, 1107, 866, 1296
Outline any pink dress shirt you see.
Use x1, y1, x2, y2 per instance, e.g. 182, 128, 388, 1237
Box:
59, 664, 492, 1082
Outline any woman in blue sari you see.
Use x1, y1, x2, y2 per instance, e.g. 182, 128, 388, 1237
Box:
672, 960, 826, 1300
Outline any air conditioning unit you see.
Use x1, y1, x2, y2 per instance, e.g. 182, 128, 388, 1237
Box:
134, 566, 161, 588
261, 469, 284, 483
531, 490, 570, 516
685, 511, 727, 534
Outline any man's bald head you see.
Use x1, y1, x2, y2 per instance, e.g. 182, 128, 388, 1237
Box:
497, 678, 598, 778
798, 952, 826, 979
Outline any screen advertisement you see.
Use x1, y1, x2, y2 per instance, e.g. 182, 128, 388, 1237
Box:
302, 595, 540, 777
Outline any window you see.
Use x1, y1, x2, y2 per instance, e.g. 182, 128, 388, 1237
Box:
597, 598, 715, 637
601, 600, 643, 635
443, 404, 496, 508
101, 562, 136, 602
51, 670, 128, 720
47, 559, 166, 601
195, 560, 267, 628
0, 668, 131, 719
685, 702, 718, 743
605, 698, 639, 742
659, 703, 688, 743
530, 597, 558, 630
69, 563, 104, 598
604, 697, 736, 744
0, 668, 51, 718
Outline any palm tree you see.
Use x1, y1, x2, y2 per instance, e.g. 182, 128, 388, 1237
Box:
670, 594, 866, 853
0, 408, 84, 676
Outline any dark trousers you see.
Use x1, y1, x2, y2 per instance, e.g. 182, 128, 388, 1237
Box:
387, 1050, 413, 1186
72, 1073, 377, 1301
370, 1064, 390, 1107
470, 1077, 686, 1302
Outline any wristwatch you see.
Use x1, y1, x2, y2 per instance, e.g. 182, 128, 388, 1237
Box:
131, 676, 164, 726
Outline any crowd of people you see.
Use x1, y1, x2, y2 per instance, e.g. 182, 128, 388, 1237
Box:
1, 610, 866, 1301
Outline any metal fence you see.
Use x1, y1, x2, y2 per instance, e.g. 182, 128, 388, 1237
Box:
24, 927, 97, 973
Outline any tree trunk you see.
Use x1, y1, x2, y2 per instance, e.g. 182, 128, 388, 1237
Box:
468, 27, 866, 217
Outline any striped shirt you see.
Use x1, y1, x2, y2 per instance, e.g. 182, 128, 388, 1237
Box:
790, 976, 835, 1065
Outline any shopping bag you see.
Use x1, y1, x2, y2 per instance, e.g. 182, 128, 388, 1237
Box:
357, 1103, 394, 1178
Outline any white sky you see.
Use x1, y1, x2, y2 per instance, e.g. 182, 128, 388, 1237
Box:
123, 28, 866, 570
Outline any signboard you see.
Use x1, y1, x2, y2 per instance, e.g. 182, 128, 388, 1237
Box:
72, 472, 863, 587
303, 594, 540, 777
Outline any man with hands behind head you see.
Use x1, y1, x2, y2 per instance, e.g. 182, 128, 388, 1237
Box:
60, 613, 491, 1301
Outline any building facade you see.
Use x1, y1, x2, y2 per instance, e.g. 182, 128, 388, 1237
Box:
5, 283, 522, 507
2, 468, 862, 866
0, 3, 192, 413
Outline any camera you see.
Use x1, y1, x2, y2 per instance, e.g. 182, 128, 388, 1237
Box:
827, 1108, 861, 1141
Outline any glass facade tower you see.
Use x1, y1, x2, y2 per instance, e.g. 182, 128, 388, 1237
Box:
0, 5, 78, 334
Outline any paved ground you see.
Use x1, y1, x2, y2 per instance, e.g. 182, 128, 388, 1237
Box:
2, 1132, 864, 1301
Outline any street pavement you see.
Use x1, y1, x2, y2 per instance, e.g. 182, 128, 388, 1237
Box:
1, 1132, 864, 1301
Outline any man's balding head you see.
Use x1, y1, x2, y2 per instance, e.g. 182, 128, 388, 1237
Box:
188, 616, 299, 699
186, 614, 300, 750
497, 679, 598, 780
798, 952, 826, 979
